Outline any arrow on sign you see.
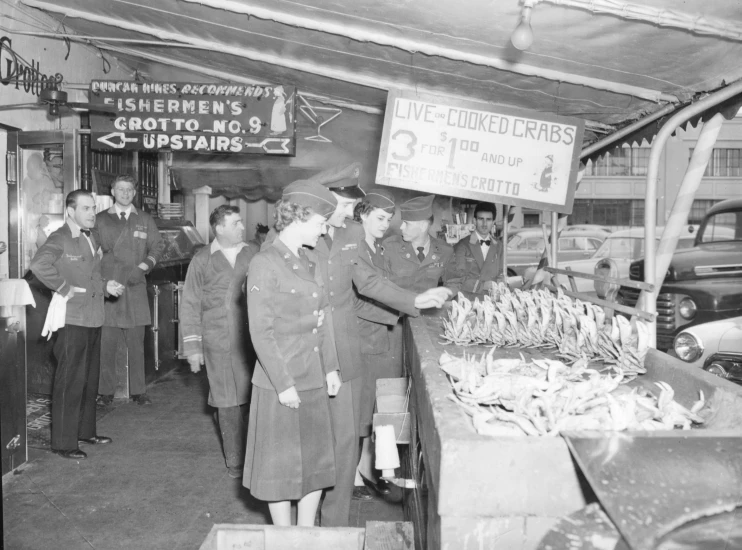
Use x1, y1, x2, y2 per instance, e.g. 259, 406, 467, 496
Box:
243, 138, 291, 154
97, 132, 139, 149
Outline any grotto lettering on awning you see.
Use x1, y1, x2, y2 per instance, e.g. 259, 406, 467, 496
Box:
376, 89, 585, 214
89, 81, 297, 155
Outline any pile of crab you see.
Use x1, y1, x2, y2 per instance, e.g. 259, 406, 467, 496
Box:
441, 285, 649, 377
441, 350, 706, 437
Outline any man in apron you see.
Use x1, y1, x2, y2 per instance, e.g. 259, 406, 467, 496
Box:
180, 205, 256, 478
93, 174, 165, 406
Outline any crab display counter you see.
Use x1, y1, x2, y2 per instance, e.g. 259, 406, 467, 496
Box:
402, 307, 742, 550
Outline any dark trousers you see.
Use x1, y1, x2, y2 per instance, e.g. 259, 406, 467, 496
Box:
217, 404, 248, 469
321, 376, 362, 527
99, 326, 146, 396
51, 325, 102, 451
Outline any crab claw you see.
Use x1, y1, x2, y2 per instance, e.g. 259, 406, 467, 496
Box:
690, 390, 706, 414
654, 381, 674, 410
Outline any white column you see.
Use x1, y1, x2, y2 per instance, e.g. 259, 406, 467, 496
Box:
193, 185, 213, 243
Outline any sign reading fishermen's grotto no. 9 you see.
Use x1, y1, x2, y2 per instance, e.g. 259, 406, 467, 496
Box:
89, 81, 297, 156
376, 89, 585, 214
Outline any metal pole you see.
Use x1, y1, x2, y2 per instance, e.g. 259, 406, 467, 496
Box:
654, 114, 724, 286
551, 211, 559, 271
502, 204, 509, 279
639, 78, 742, 347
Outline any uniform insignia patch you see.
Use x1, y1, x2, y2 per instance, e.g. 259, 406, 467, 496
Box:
250, 285, 260, 292
341, 243, 357, 250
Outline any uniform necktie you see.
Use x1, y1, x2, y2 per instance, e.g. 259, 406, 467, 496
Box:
120, 212, 126, 221
80, 229, 91, 236
417, 247, 425, 261
323, 233, 332, 249
480, 239, 491, 246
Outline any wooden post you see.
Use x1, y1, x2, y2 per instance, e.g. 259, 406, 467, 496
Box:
193, 185, 213, 243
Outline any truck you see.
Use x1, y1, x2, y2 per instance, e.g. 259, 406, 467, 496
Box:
622, 197, 742, 351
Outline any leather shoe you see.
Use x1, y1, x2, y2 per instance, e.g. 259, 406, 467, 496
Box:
360, 473, 392, 496
131, 394, 152, 405
97, 394, 113, 406
352, 486, 374, 500
52, 448, 87, 460
78, 435, 112, 445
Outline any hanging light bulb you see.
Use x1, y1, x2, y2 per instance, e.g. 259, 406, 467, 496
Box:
511, 0, 536, 51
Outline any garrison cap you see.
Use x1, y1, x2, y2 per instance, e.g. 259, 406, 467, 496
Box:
364, 188, 396, 214
308, 162, 365, 199
282, 180, 338, 218
400, 195, 434, 222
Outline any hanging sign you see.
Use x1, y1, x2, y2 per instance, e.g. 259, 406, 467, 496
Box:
376, 89, 584, 214
88, 81, 297, 155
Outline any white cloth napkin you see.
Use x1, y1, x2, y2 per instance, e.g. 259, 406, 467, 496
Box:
41, 292, 70, 340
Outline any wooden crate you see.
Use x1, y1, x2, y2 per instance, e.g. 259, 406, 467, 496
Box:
199, 522, 413, 550
373, 378, 411, 444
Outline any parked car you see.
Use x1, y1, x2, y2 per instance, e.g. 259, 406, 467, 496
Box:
623, 197, 742, 351
506, 228, 607, 276
671, 316, 742, 386
558, 227, 698, 294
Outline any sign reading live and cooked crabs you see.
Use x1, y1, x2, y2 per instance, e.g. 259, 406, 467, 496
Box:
88, 81, 296, 155
376, 90, 585, 214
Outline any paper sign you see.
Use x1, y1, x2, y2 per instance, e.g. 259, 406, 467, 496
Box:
376, 89, 584, 214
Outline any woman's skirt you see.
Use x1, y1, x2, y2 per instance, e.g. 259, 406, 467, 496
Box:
243, 385, 336, 501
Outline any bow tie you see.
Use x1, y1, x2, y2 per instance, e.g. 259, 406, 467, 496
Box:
80, 229, 91, 237
479, 239, 491, 246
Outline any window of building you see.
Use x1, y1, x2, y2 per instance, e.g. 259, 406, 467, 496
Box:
584, 146, 651, 177
689, 199, 721, 224
691, 148, 742, 177
523, 212, 540, 227
572, 199, 647, 226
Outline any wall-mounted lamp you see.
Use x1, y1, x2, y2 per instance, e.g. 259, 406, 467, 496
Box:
511, 0, 538, 51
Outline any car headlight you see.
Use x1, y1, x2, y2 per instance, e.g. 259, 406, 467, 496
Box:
678, 297, 697, 320
706, 363, 728, 378
673, 332, 703, 362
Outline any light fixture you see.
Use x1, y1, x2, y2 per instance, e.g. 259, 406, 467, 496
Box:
511, 0, 537, 51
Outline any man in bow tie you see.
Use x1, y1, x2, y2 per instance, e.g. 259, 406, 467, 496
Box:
30, 190, 125, 460
448, 202, 504, 293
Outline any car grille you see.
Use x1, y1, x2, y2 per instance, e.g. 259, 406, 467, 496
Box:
622, 276, 675, 350
630, 263, 641, 280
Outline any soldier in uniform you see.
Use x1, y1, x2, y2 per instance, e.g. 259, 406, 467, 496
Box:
243, 181, 342, 526
180, 205, 257, 478
448, 202, 504, 293
30, 190, 124, 460
93, 174, 165, 406
308, 164, 450, 525
382, 194, 458, 389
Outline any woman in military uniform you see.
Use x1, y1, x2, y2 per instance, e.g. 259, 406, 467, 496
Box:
244, 180, 342, 526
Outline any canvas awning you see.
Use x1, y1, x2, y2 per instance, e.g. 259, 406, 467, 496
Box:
17, 0, 742, 198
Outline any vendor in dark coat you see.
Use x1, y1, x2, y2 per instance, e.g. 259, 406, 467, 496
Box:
92, 174, 165, 405
448, 202, 504, 293
243, 181, 342, 527
308, 165, 451, 524
382, 194, 458, 385
29, 190, 124, 460
352, 189, 452, 495
180, 205, 256, 478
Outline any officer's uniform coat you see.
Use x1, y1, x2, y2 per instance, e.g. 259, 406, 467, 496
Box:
92, 205, 164, 327
180, 240, 256, 408
314, 220, 419, 527
448, 232, 504, 293
243, 240, 338, 501
382, 234, 458, 293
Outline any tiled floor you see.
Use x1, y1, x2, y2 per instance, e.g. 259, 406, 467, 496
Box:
2, 364, 404, 549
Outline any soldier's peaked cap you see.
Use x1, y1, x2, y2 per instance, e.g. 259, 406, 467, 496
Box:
282, 180, 338, 218
400, 195, 434, 222
307, 162, 365, 199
